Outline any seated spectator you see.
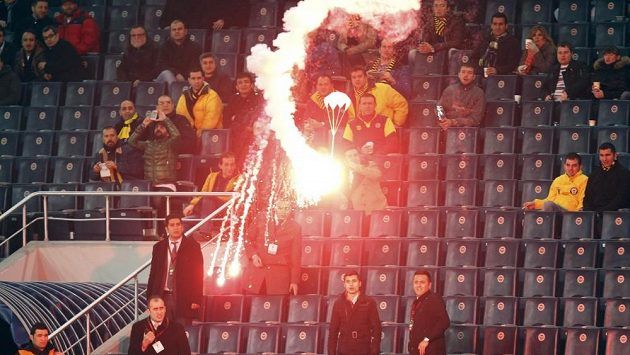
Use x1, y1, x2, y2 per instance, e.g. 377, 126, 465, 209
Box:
183, 152, 239, 217
517, 25, 556, 75
342, 93, 399, 155
304, 28, 342, 80
19, 0, 55, 43
223, 72, 263, 164
155, 20, 201, 86
117, 26, 158, 87
436, 63, 485, 129
543, 42, 590, 102
0, 56, 20, 105
347, 66, 408, 126
337, 15, 377, 67
13, 29, 45, 82
55, 0, 99, 55
367, 39, 412, 99
18, 322, 64, 355
297, 73, 338, 149
0, 27, 17, 67
40, 25, 84, 82
343, 148, 387, 215
155, 95, 196, 154
175, 68, 223, 136
90, 126, 142, 182
473, 12, 520, 76
199, 52, 233, 101
114, 100, 142, 141
591, 46, 630, 100
409, 0, 465, 57
523, 152, 588, 212
583, 142, 630, 213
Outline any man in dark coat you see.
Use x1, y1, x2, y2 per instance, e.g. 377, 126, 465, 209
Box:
328, 270, 382, 355
591, 46, 630, 100
146, 214, 203, 326
17, 0, 54, 43
40, 25, 84, 82
127, 295, 191, 355
156, 95, 196, 155
408, 270, 450, 355
117, 25, 158, 85
0, 27, 17, 67
199, 52, 233, 101
155, 20, 201, 86
583, 142, 630, 213
473, 12, 520, 76
543, 42, 591, 101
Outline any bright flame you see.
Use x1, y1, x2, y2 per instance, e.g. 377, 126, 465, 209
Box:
228, 261, 241, 278
216, 276, 226, 287
291, 151, 343, 206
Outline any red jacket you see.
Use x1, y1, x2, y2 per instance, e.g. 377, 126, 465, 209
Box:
55, 9, 100, 55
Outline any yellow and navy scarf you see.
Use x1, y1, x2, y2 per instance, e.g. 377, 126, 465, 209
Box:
118, 113, 139, 140
434, 16, 447, 36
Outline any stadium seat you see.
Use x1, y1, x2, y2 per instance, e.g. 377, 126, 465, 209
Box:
520, 127, 554, 154
108, 5, 138, 30
521, 100, 553, 127
0, 131, 20, 156
564, 327, 600, 355
597, 127, 628, 154
329, 210, 363, 237
407, 154, 439, 180
283, 325, 319, 354
211, 29, 242, 54
65, 82, 96, 107
557, 0, 590, 22
593, 0, 626, 21
72, 209, 106, 240
602, 241, 630, 268
119, 180, 151, 208
520, 75, 547, 101
556, 126, 592, 154
521, 268, 557, 297
406, 180, 439, 207
562, 269, 597, 297
562, 297, 597, 326
11, 184, 42, 212
300, 237, 324, 266
249, 1, 279, 27
187, 29, 207, 49
445, 296, 477, 324
329, 238, 362, 266
85, 4, 106, 29
445, 127, 478, 154
56, 131, 89, 157
249, 295, 284, 322
594, 22, 626, 47
406, 209, 439, 238
134, 82, 165, 106
521, 326, 558, 354
444, 180, 477, 207
445, 239, 479, 267
214, 53, 238, 78
205, 294, 244, 322
411, 75, 442, 101
82, 182, 116, 210
442, 268, 477, 296
483, 296, 517, 325
107, 31, 129, 54
20, 131, 54, 157
558, 100, 591, 126
556, 152, 594, 176
443, 154, 478, 180
603, 269, 630, 298
484, 239, 519, 267
245, 325, 279, 353
483, 268, 517, 297
205, 324, 241, 353
447, 49, 473, 75
597, 100, 629, 126
370, 154, 403, 181
30, 82, 63, 106
142, 5, 163, 30
147, 29, 168, 48
45, 183, 78, 212
366, 294, 397, 323
555, 22, 589, 47
0, 106, 23, 131
560, 212, 595, 240
294, 210, 325, 237
522, 211, 557, 239
482, 179, 517, 207
407, 101, 438, 127
243, 28, 277, 54
485, 75, 517, 101
519, 180, 553, 207
484, 127, 517, 154
481, 325, 517, 354
0, 157, 13, 183
365, 267, 399, 295
444, 208, 478, 238
445, 325, 477, 354
364, 238, 402, 266
102, 54, 123, 81
520, 298, 558, 326
562, 241, 597, 269
413, 52, 446, 75
25, 107, 58, 131
94, 106, 119, 130
200, 129, 230, 156
603, 298, 630, 328
408, 127, 440, 154
481, 154, 516, 180
523, 239, 558, 268
405, 238, 440, 266
287, 295, 321, 323
60, 107, 93, 131
483, 209, 519, 239
484, 0, 516, 24
604, 328, 630, 355
98, 81, 132, 106
326, 267, 358, 296
299, 267, 322, 295
379, 324, 399, 353
380, 180, 402, 206
52, 157, 85, 184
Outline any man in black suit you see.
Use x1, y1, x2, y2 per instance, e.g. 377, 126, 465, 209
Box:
408, 270, 450, 355
146, 213, 203, 326
127, 295, 191, 355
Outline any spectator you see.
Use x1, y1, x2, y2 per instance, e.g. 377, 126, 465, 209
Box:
90, 126, 142, 182
199, 52, 233, 101
114, 100, 142, 141
183, 152, 239, 217
1, 0, 31, 43
583, 142, 630, 212
337, 15, 377, 67
473, 12, 520, 76
0, 27, 17, 67
223, 72, 264, 164
296, 73, 339, 149
591, 46, 630, 100
18, 322, 64, 355
436, 63, 485, 129
543, 42, 590, 102
409, 0, 465, 57
19, 0, 55, 43
408, 270, 450, 355
0, 56, 21, 105
155, 95, 196, 154
116, 26, 158, 86
304, 28, 342, 80
155, 20, 202, 86
175, 68, 223, 136
127, 113, 181, 185
523, 152, 588, 212
40, 25, 84, 82
54, 0, 99, 55
517, 25, 556, 75
343, 148, 387, 215
347, 66, 409, 126
368, 39, 412, 98
342, 93, 400, 155
244, 198, 301, 295
13, 29, 45, 82
328, 270, 382, 355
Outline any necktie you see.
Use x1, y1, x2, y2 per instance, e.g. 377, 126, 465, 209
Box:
166, 242, 178, 291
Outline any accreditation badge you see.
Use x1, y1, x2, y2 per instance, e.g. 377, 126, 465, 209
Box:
152, 341, 165, 353
267, 243, 278, 255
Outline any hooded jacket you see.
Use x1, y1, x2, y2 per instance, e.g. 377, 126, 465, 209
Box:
534, 170, 588, 211
55, 9, 100, 55
592, 56, 630, 99
175, 82, 223, 135
347, 81, 409, 126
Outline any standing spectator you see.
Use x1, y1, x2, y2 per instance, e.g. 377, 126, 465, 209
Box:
473, 12, 520, 76
155, 95, 196, 154
39, 25, 84, 82
175, 68, 223, 136
591, 46, 630, 100
13, 29, 45, 82
199, 52, 233, 101
343, 148, 387, 215
1, 0, 31, 43
328, 270, 382, 355
408, 270, 450, 355
17, 322, 64, 355
90, 126, 141, 183
0, 56, 21, 105
342, 94, 400, 155
19, 0, 55, 43
54, 0, 99, 55
337, 15, 377, 68
0, 27, 17, 67
368, 39, 412, 99
436, 63, 485, 129
583, 142, 630, 213
183, 152, 239, 217
409, 0, 466, 58
543, 42, 590, 102
145, 214, 203, 326
117, 25, 158, 86
244, 198, 301, 295
517, 25, 556, 75
155, 20, 201, 86
523, 152, 588, 212
347, 66, 408, 126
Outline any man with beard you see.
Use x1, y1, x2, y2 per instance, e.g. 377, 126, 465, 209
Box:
18, 0, 54, 43
90, 126, 138, 183
156, 95, 196, 154
223, 72, 263, 163
175, 67, 223, 136
54, 0, 100, 55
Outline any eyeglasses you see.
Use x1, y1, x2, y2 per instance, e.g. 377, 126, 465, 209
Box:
43, 34, 56, 40
130, 33, 146, 37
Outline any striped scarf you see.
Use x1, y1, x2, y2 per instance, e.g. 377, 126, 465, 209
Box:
434, 16, 447, 36
118, 113, 138, 140
353, 83, 369, 104
313, 92, 325, 109
369, 57, 397, 82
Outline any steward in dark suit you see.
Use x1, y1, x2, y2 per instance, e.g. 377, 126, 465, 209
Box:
146, 214, 203, 326
408, 270, 450, 355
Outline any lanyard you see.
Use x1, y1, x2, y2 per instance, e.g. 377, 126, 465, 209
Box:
146, 318, 169, 340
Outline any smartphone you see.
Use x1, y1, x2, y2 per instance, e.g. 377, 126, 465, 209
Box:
147, 110, 158, 120
436, 105, 446, 121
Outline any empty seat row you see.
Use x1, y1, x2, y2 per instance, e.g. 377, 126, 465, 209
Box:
483, 0, 627, 24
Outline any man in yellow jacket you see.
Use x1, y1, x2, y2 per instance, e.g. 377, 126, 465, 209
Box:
183, 151, 239, 216
346, 66, 408, 126
523, 152, 589, 211
176, 68, 223, 136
